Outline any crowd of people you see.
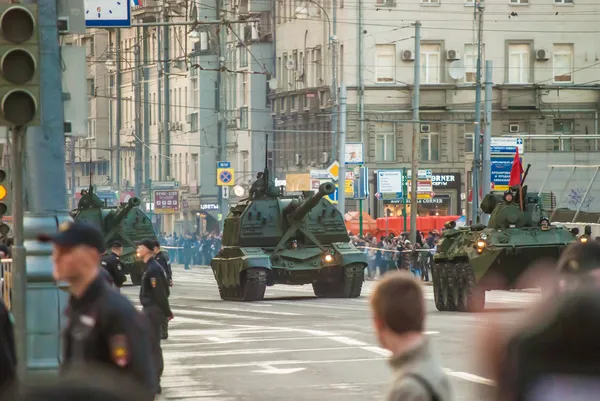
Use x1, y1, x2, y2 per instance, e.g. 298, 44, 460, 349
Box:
349, 231, 441, 281
156, 232, 222, 269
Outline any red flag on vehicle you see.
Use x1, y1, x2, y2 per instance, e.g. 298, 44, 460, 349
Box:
508, 148, 524, 187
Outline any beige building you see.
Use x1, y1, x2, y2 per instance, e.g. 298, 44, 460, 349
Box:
274, 0, 600, 216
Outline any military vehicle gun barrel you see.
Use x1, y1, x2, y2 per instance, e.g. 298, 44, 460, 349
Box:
111, 197, 142, 224
290, 182, 336, 221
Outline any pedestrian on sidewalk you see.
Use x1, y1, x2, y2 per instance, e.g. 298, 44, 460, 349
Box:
0, 298, 16, 397
137, 239, 173, 395
370, 271, 453, 401
38, 221, 156, 400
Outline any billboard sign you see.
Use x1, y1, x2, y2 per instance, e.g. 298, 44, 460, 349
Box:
154, 190, 179, 214
345, 143, 364, 164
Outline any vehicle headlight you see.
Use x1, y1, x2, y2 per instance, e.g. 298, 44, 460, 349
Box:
324, 254, 334, 263
480, 233, 487, 240
476, 240, 486, 248
580, 237, 588, 243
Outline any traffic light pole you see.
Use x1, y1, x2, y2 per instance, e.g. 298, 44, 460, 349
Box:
19, 0, 70, 381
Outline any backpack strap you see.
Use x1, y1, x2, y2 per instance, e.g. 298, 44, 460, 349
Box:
404, 373, 440, 401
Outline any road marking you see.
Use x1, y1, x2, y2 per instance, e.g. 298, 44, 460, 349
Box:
179, 357, 386, 369
444, 369, 495, 386
252, 364, 306, 375
361, 346, 391, 356
170, 303, 300, 316
163, 346, 361, 359
162, 336, 324, 348
329, 336, 368, 346
170, 308, 271, 320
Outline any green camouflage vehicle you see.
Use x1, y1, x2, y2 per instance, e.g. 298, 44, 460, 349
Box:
71, 185, 157, 285
433, 183, 576, 313
211, 169, 368, 302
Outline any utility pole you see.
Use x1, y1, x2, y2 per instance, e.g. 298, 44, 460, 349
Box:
409, 21, 421, 244
330, 2, 338, 161
142, 27, 151, 188
217, 0, 227, 229
115, 29, 122, 187
337, 83, 347, 213
481, 60, 493, 224
134, 27, 143, 197
157, 22, 163, 177
70, 138, 76, 208
20, 0, 70, 379
162, 7, 171, 179
471, 2, 484, 223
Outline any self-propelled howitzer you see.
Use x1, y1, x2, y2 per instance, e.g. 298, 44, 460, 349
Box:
71, 186, 157, 285
211, 178, 368, 301
432, 171, 576, 313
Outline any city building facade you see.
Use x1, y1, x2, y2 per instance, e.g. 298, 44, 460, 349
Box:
274, 0, 600, 217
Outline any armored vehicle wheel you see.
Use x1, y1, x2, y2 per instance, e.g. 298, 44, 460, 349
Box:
219, 268, 267, 302
432, 262, 447, 311
457, 263, 485, 313
446, 263, 460, 312
313, 264, 364, 298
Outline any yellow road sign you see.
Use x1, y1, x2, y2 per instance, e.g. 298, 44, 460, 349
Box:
327, 161, 339, 180
216, 168, 235, 186
344, 179, 353, 195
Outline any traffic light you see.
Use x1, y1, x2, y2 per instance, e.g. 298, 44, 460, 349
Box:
0, 169, 9, 237
0, 3, 40, 126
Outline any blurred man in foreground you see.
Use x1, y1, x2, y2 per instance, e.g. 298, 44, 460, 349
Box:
0, 298, 15, 397
38, 221, 156, 400
371, 271, 453, 401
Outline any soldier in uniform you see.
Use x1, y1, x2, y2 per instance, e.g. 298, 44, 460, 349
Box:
137, 239, 173, 395
153, 240, 172, 340
101, 240, 126, 291
37, 221, 156, 399
0, 298, 16, 396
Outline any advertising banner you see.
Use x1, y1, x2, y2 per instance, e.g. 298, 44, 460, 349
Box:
154, 190, 179, 214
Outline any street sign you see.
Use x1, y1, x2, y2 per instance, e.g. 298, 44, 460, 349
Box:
345, 143, 364, 164
377, 170, 403, 199
353, 166, 369, 200
325, 185, 339, 204
491, 156, 522, 191
345, 171, 354, 180
222, 186, 229, 199
310, 169, 329, 179
375, 192, 382, 199
327, 161, 340, 180
216, 168, 235, 186
84, 0, 132, 27
406, 169, 433, 180
344, 179, 354, 196
217, 161, 231, 168
491, 137, 524, 155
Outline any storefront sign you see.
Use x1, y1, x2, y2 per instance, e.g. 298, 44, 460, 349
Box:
431, 173, 461, 189
386, 195, 450, 205
200, 203, 219, 211
154, 191, 179, 214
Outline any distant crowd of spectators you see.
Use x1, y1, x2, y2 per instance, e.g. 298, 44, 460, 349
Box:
350, 231, 441, 281
157, 232, 221, 268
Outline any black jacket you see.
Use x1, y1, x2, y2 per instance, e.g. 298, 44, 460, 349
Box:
101, 252, 126, 287
61, 274, 156, 395
0, 299, 16, 394
139, 259, 172, 318
155, 251, 172, 282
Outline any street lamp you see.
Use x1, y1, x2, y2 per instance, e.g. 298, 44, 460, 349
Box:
105, 58, 116, 73
188, 30, 201, 44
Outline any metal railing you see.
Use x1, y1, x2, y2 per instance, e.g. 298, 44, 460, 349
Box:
1, 258, 12, 309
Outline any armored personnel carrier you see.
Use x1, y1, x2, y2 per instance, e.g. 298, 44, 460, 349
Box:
433, 180, 576, 312
211, 168, 368, 301
71, 185, 157, 285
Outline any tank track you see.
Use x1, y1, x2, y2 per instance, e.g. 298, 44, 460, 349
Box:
432, 259, 485, 313
218, 268, 267, 302
312, 264, 365, 298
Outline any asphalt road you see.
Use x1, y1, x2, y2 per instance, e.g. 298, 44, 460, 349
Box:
122, 265, 539, 401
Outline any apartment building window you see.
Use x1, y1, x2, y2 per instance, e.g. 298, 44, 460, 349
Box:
240, 47, 248, 67
510, 0, 528, 3
241, 151, 249, 174
191, 154, 198, 181
421, 0, 440, 3
240, 107, 249, 129
554, 120, 573, 151
464, 44, 485, 83
421, 44, 441, 84
554, 0, 573, 3
508, 43, 531, 84
464, 133, 474, 153
464, 0, 485, 3
242, 72, 249, 106
421, 132, 440, 161
87, 78, 95, 97
375, 44, 395, 83
553, 44, 574, 83
375, 124, 396, 161
190, 113, 198, 131
375, 0, 394, 6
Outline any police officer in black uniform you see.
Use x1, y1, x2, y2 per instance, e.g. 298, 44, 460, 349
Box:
101, 240, 126, 291
137, 239, 173, 395
0, 298, 16, 396
38, 221, 156, 400
153, 240, 172, 340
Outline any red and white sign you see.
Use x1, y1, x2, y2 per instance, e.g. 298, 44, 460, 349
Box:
154, 191, 179, 214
